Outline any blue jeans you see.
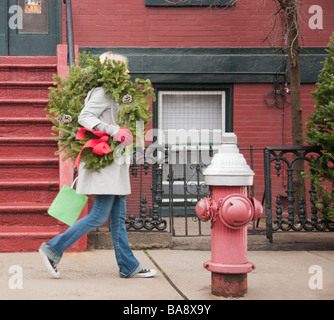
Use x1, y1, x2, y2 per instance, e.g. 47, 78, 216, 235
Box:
44, 195, 142, 277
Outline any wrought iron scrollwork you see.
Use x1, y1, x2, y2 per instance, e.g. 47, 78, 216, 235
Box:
126, 146, 167, 231
167, 149, 209, 236
264, 146, 334, 241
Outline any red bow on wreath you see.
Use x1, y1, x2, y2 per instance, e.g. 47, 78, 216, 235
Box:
73, 127, 112, 169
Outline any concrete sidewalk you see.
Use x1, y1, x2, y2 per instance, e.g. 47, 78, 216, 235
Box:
0, 247, 333, 300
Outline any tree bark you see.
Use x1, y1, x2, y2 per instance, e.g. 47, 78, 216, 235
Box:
286, 0, 303, 146
285, 0, 305, 218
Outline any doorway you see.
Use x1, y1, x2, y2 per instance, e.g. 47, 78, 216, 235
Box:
1, 0, 62, 56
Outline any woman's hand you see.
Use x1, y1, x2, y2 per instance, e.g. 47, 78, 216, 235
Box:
94, 123, 133, 146
114, 127, 133, 146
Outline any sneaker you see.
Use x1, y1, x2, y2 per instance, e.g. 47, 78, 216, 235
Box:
131, 268, 157, 278
39, 246, 60, 279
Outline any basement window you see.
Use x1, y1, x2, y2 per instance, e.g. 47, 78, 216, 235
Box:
145, 0, 236, 7
158, 90, 225, 199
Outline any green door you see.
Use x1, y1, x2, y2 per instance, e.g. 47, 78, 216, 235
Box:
1, 0, 61, 56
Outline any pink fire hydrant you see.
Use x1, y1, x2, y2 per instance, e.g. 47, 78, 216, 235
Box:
195, 133, 263, 297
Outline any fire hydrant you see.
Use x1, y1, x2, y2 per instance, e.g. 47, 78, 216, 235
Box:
195, 133, 263, 297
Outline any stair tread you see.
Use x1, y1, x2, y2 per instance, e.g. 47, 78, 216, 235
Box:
0, 179, 59, 183
0, 158, 58, 164
0, 226, 57, 230
0, 98, 49, 103
0, 202, 50, 208
0, 64, 57, 68
0, 56, 63, 251
0, 137, 56, 142
0, 226, 59, 235
0, 180, 59, 188
0, 117, 50, 123
0, 56, 57, 64
0, 80, 54, 85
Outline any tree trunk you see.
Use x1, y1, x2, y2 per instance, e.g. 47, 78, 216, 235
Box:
285, 0, 305, 218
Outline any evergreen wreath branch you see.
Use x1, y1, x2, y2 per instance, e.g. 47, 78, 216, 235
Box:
46, 51, 155, 171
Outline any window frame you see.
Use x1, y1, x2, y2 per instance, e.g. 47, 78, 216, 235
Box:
153, 83, 233, 135
154, 87, 230, 203
145, 0, 236, 7
157, 90, 226, 150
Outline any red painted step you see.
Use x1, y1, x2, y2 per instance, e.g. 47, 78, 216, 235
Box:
0, 64, 57, 82
0, 56, 57, 64
0, 202, 56, 227
0, 158, 58, 179
0, 226, 60, 252
0, 98, 50, 118
0, 179, 59, 203
0, 117, 52, 137
0, 137, 57, 158
0, 81, 54, 99
0, 56, 61, 252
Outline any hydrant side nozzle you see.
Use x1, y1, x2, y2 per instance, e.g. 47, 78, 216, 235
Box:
195, 197, 217, 223
250, 197, 263, 221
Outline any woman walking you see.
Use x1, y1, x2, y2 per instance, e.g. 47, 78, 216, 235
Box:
39, 51, 156, 279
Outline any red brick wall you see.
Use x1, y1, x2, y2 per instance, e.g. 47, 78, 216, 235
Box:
63, 0, 334, 48
62, 0, 333, 217
234, 83, 317, 200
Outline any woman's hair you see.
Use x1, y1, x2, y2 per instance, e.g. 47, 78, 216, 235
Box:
99, 51, 128, 67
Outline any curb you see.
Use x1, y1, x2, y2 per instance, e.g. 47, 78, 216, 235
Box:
88, 229, 334, 251
88, 229, 173, 250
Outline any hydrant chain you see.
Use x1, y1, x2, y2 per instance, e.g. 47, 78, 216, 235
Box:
208, 191, 217, 226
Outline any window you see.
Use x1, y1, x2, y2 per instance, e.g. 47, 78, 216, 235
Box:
158, 90, 224, 148
158, 90, 225, 200
18, 0, 48, 34
145, 0, 236, 7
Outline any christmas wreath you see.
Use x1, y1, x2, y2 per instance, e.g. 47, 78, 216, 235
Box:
47, 51, 155, 171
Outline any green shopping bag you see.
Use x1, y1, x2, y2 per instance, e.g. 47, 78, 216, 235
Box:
48, 180, 88, 226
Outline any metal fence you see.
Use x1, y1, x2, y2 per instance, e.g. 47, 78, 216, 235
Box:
264, 146, 334, 243
125, 145, 167, 231
125, 145, 334, 242
166, 145, 262, 237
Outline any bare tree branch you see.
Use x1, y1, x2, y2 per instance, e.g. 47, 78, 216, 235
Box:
276, 0, 287, 9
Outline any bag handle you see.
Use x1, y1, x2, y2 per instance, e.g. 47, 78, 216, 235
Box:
71, 176, 79, 189
71, 168, 79, 189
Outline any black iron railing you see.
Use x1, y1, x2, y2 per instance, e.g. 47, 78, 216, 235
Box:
167, 155, 210, 237
125, 145, 334, 244
264, 146, 334, 243
125, 145, 261, 237
126, 144, 168, 231
166, 145, 262, 237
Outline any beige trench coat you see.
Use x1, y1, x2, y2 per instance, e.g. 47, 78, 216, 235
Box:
75, 87, 131, 195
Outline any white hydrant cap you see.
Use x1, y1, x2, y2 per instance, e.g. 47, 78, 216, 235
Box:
204, 133, 254, 186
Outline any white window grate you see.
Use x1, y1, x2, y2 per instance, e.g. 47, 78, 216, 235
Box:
158, 90, 225, 147
158, 90, 226, 196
